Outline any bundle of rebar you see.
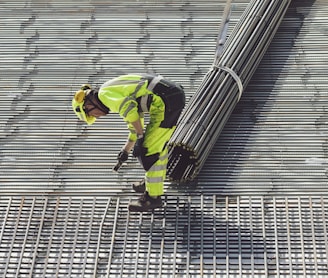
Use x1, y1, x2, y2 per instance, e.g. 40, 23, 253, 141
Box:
167, 0, 291, 182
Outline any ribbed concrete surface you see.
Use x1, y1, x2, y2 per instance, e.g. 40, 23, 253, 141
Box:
1, 0, 328, 277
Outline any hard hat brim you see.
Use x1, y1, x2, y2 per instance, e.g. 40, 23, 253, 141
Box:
72, 98, 96, 125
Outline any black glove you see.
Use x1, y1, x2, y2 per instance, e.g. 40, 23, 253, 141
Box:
113, 150, 129, 172
117, 150, 129, 162
133, 136, 144, 157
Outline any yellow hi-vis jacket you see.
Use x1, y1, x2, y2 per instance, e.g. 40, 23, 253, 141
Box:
98, 74, 166, 146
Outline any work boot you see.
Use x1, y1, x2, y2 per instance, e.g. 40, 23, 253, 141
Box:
132, 179, 145, 193
128, 192, 163, 212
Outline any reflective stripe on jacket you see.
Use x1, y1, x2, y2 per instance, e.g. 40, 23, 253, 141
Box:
98, 74, 165, 141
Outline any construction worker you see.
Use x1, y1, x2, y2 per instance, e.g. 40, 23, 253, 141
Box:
72, 74, 185, 212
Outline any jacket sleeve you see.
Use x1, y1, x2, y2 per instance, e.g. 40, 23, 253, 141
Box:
127, 114, 144, 142
118, 96, 140, 124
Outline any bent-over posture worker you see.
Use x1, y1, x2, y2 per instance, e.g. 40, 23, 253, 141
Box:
72, 74, 185, 212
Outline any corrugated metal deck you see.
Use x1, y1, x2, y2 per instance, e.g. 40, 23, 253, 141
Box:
1, 0, 328, 277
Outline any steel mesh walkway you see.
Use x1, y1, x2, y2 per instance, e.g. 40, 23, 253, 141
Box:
0, 196, 328, 277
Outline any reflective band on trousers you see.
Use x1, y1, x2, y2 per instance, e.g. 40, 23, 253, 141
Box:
146, 176, 164, 184
147, 164, 166, 172
145, 146, 168, 197
159, 153, 168, 161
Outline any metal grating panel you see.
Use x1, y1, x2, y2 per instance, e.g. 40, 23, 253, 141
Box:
0, 196, 328, 277
0, 0, 248, 194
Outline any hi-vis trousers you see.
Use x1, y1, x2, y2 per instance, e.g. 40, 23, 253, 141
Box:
138, 76, 185, 197
138, 114, 179, 197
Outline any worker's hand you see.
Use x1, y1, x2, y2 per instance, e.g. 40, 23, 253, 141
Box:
132, 135, 144, 157
113, 150, 129, 172
117, 150, 129, 162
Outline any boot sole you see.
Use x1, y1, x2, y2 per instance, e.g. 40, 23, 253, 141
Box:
128, 202, 163, 212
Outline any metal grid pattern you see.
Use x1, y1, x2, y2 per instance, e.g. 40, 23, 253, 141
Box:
0, 196, 327, 277
0, 0, 327, 195
198, 0, 328, 195
0, 0, 249, 194
1, 0, 328, 277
